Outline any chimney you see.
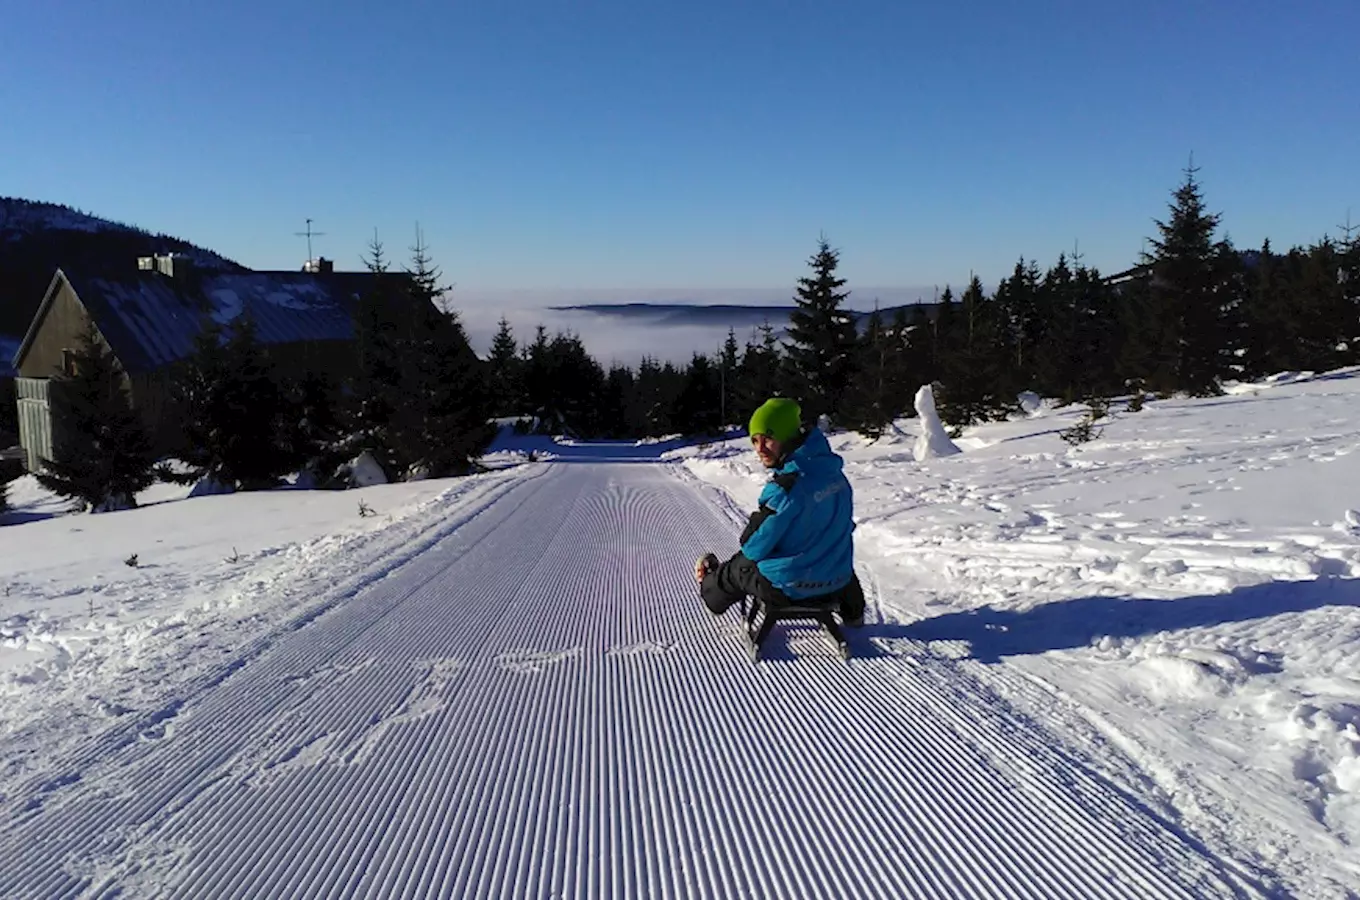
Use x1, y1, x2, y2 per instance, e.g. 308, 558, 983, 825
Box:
138, 253, 193, 279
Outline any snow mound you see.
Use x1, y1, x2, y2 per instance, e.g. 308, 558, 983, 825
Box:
1017, 391, 1043, 417
913, 384, 961, 461
344, 452, 388, 488
1271, 698, 1360, 838
1127, 650, 1245, 702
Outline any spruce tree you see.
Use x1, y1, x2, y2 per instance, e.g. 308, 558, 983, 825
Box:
1116, 261, 1165, 399
673, 353, 722, 436
1293, 238, 1350, 372
545, 332, 607, 437
1341, 217, 1360, 365
929, 286, 969, 426
1071, 262, 1122, 399
631, 356, 668, 437
602, 364, 634, 438
630, 356, 684, 437
175, 314, 292, 491
783, 236, 859, 424
1213, 238, 1250, 381
719, 328, 740, 427
392, 229, 494, 476
736, 321, 783, 425
277, 371, 344, 485
932, 286, 960, 371
347, 231, 404, 475
1240, 241, 1292, 377
844, 306, 893, 437
887, 306, 921, 412
520, 325, 554, 429
487, 317, 521, 416
1142, 162, 1229, 395
35, 321, 155, 511
900, 304, 936, 399
939, 275, 1011, 425
224, 315, 294, 487
1035, 255, 1076, 399
993, 259, 1044, 389
659, 361, 686, 435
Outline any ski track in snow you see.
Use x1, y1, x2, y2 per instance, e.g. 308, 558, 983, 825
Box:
0, 465, 1257, 898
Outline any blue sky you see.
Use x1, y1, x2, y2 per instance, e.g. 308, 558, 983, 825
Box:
3, 0, 1356, 299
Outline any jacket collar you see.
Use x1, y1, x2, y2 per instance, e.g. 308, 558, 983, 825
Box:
772, 427, 812, 471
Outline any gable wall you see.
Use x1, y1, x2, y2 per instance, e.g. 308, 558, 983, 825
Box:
16, 279, 100, 379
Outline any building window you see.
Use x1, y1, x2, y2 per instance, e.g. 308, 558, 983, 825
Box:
61, 348, 77, 376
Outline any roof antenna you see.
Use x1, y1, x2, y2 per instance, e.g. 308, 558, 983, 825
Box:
295, 218, 326, 265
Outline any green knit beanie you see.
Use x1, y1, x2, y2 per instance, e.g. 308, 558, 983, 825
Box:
748, 398, 802, 443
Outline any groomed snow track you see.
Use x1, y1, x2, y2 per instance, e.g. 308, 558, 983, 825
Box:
0, 464, 1252, 898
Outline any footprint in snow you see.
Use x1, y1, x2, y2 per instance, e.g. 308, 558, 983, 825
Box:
925, 640, 974, 660
606, 640, 677, 658
496, 647, 582, 674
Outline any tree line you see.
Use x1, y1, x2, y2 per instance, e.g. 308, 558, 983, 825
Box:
25, 165, 1360, 511
481, 165, 1358, 438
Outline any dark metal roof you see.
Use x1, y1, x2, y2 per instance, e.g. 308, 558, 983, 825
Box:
50, 270, 375, 373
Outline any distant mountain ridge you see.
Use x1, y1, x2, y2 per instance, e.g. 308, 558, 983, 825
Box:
549, 300, 935, 332
0, 197, 244, 343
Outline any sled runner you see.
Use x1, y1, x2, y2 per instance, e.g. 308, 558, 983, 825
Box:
739, 594, 850, 662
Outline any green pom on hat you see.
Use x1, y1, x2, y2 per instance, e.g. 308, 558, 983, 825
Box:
748, 398, 802, 442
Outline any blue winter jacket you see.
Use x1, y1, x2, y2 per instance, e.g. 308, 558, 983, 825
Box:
741, 428, 856, 599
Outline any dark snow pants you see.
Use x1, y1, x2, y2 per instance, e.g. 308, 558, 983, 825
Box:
701, 552, 866, 621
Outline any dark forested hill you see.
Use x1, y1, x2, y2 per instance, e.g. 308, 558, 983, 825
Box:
0, 198, 244, 341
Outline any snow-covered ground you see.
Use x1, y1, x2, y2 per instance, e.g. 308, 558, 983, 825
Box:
675, 369, 1360, 897
1, 373, 1358, 897
1, 467, 536, 796
1, 450, 1249, 899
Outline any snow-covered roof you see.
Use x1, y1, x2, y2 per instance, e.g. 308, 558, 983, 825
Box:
15, 268, 377, 374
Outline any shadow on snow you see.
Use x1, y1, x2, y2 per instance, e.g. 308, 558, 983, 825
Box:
491, 433, 725, 464
739, 576, 1359, 669
876, 576, 1360, 664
